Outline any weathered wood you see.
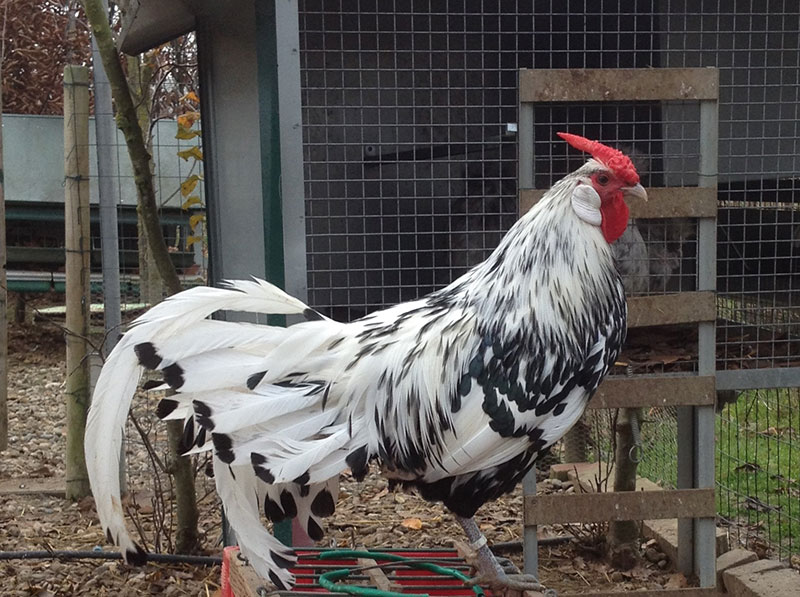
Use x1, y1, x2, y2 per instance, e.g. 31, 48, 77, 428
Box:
358, 557, 402, 593
0, 55, 7, 452
558, 589, 718, 597
519, 187, 717, 219
628, 292, 716, 327
228, 550, 268, 597
519, 68, 719, 102
524, 488, 716, 525
63, 65, 92, 500
590, 375, 716, 409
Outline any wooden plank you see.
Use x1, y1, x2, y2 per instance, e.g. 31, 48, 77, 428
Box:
519, 68, 719, 102
589, 375, 716, 409
0, 477, 66, 497
559, 589, 718, 597
358, 557, 402, 593
628, 292, 716, 327
228, 549, 267, 597
524, 488, 715, 525
519, 187, 717, 219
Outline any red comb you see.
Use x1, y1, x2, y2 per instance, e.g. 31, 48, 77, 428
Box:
557, 132, 640, 186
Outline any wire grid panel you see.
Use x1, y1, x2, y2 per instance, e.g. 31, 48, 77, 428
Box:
297, 0, 799, 557
300, 1, 525, 321
564, 407, 680, 491
298, 0, 800, 354
717, 388, 799, 560
87, 76, 206, 314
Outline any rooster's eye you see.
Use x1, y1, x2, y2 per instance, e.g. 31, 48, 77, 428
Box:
596, 174, 610, 185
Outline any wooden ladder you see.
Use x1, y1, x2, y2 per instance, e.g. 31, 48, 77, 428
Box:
517, 67, 720, 596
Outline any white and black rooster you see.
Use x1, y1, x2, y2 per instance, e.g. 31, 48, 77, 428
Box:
86, 133, 646, 593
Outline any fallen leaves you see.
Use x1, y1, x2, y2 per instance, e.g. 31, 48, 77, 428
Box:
400, 518, 423, 530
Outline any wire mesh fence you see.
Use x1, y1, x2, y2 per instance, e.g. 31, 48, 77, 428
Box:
297, 0, 800, 560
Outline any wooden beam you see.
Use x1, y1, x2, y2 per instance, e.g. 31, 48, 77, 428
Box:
228, 549, 269, 597
519, 68, 719, 102
590, 375, 716, 409
628, 292, 716, 327
558, 589, 718, 597
524, 488, 716, 525
519, 187, 717, 219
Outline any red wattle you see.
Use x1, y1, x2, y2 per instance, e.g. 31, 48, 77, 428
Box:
600, 193, 630, 243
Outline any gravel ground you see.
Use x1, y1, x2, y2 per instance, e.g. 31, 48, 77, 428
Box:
1, 313, 679, 595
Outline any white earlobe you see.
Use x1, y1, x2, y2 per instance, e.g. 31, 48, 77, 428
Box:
571, 184, 602, 226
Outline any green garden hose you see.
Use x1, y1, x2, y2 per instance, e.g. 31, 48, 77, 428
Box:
316, 550, 485, 597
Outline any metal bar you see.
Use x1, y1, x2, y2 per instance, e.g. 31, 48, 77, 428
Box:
524, 488, 716, 525
521, 468, 538, 577
91, 0, 124, 494
627, 292, 716, 327
275, 0, 309, 311
717, 367, 800, 391
91, 8, 122, 357
519, 187, 717, 219
694, 96, 719, 589
519, 68, 720, 102
518, 72, 537, 579
590, 375, 715, 409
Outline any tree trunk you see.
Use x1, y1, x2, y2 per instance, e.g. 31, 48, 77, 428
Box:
81, 0, 180, 296
82, 0, 198, 553
166, 418, 200, 552
125, 54, 163, 306
608, 407, 642, 569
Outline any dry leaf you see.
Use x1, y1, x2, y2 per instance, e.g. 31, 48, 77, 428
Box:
665, 573, 688, 589
400, 518, 422, 530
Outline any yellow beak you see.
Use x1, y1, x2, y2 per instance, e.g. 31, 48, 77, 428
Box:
624, 183, 648, 202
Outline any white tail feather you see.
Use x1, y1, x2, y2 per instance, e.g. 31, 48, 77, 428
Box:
84, 278, 323, 575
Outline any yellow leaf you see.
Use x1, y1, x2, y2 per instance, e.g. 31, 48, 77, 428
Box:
177, 110, 201, 129
178, 146, 204, 161
189, 213, 205, 230
186, 235, 204, 249
175, 125, 201, 140
180, 175, 201, 197
400, 518, 422, 530
182, 195, 203, 210
182, 91, 200, 104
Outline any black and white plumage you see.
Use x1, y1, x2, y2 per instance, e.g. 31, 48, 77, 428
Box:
85, 134, 646, 592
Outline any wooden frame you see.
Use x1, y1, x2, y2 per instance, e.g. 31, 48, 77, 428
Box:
519, 68, 719, 102
590, 375, 716, 409
519, 188, 717, 220
524, 488, 716, 525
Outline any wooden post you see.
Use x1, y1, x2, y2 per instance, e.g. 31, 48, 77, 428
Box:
0, 53, 7, 452
64, 65, 92, 500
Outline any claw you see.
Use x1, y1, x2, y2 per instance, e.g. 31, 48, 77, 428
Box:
466, 572, 553, 595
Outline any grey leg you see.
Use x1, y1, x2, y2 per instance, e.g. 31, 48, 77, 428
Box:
456, 516, 554, 595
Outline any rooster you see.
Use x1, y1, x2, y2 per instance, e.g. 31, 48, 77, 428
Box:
86, 133, 646, 593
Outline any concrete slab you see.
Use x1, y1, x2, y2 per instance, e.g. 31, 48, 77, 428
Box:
722, 559, 796, 597
716, 549, 758, 589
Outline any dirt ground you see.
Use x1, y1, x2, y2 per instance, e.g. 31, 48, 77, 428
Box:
1, 302, 685, 596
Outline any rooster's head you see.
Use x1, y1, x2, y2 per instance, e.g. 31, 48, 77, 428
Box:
558, 132, 648, 243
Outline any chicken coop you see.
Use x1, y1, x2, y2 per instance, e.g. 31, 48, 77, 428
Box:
115, 0, 799, 584
290, 0, 799, 572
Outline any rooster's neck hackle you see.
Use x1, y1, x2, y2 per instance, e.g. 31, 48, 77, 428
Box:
450, 172, 622, 349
